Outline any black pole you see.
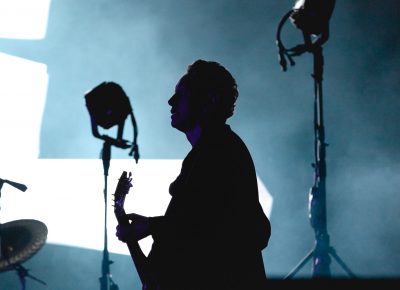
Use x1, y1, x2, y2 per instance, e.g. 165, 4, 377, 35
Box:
17, 265, 27, 290
285, 45, 357, 279
309, 45, 331, 277
284, 45, 331, 278
99, 141, 119, 290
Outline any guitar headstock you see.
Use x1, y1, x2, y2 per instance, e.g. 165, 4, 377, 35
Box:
113, 171, 132, 218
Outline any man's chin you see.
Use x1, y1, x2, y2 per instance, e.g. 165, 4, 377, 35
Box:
171, 123, 189, 133
171, 121, 181, 131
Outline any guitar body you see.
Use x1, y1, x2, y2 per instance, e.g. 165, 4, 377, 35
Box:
113, 171, 159, 290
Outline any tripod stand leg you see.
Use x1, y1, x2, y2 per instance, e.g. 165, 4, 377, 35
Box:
329, 247, 357, 278
284, 248, 314, 279
15, 264, 47, 290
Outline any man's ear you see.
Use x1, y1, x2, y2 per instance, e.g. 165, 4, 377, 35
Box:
202, 93, 219, 115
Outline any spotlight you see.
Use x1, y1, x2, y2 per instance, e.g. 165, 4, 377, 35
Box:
290, 0, 335, 36
275, 0, 336, 71
84, 81, 139, 163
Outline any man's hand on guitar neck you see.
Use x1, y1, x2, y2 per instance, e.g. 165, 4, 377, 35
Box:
116, 213, 151, 242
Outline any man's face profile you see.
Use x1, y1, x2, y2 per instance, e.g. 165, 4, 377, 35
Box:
168, 77, 197, 132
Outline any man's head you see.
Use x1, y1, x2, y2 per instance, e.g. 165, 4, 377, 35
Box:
168, 60, 239, 132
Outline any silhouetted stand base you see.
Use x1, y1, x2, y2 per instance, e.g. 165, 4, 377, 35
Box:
15, 264, 47, 290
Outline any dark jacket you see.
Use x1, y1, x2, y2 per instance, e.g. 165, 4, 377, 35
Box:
148, 124, 271, 290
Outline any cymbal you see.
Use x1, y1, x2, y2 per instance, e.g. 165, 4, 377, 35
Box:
0, 219, 48, 272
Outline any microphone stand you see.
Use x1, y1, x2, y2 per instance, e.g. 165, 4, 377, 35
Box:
99, 141, 119, 290
284, 45, 356, 279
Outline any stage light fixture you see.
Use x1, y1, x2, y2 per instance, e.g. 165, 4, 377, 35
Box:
84, 81, 139, 162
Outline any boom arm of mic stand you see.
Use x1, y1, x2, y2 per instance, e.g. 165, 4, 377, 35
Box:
0, 178, 28, 193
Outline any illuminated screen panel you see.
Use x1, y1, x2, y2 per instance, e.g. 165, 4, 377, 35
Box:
0, 159, 273, 256
0, 52, 48, 160
0, 0, 51, 39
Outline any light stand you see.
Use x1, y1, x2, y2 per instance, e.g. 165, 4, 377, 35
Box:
284, 46, 356, 278
275, 0, 357, 279
85, 82, 140, 290
99, 140, 120, 290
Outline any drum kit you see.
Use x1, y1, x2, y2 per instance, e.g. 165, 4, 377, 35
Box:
0, 178, 48, 290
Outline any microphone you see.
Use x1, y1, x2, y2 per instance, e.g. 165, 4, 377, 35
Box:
0, 178, 27, 192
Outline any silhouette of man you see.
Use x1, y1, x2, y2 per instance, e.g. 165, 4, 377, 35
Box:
116, 60, 271, 290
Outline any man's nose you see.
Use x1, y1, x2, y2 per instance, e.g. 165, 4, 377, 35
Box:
168, 94, 175, 106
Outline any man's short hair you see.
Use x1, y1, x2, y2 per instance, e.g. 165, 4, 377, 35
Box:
184, 59, 239, 121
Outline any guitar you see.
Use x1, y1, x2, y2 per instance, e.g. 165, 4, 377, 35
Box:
113, 171, 159, 290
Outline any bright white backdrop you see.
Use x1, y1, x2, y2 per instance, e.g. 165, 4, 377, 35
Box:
0, 159, 273, 256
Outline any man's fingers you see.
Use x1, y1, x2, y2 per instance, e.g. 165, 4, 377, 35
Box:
126, 212, 145, 220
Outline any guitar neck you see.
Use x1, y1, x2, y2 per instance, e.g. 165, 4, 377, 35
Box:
115, 212, 147, 281
115, 210, 129, 226
114, 171, 157, 290
126, 239, 149, 285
